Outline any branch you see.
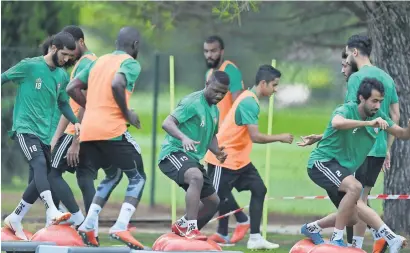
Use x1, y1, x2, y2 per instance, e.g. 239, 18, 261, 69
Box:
306, 21, 366, 38
336, 2, 367, 21
299, 40, 348, 50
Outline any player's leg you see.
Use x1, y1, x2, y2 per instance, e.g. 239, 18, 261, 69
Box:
196, 165, 220, 230
160, 151, 207, 240
78, 142, 116, 247
5, 134, 70, 236
356, 196, 407, 251
207, 164, 236, 244
48, 134, 85, 226
302, 160, 361, 246
235, 163, 279, 250
107, 133, 146, 249
353, 157, 387, 249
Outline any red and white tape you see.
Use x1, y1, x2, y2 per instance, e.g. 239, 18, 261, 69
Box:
266, 194, 410, 200
209, 194, 409, 223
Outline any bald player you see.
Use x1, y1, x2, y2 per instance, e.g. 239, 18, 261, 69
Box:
67, 27, 145, 249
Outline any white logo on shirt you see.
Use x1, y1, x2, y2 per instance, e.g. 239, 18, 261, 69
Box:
35, 78, 42, 89
374, 128, 379, 134
336, 170, 342, 177
200, 116, 205, 127
352, 128, 358, 134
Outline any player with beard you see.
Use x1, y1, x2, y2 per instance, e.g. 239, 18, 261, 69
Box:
48, 26, 99, 233
298, 78, 408, 252
344, 34, 402, 251
67, 27, 145, 249
1, 32, 79, 240
203, 35, 249, 245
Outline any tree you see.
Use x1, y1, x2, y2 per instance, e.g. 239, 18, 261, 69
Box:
228, 0, 410, 234
363, 1, 410, 234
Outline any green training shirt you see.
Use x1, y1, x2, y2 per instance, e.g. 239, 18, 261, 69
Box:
308, 102, 394, 173
158, 90, 219, 162
235, 88, 260, 126
345, 65, 399, 157
1, 56, 70, 144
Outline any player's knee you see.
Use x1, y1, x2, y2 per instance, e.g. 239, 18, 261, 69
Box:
47, 169, 62, 181
346, 180, 362, 197
185, 168, 204, 187
77, 176, 94, 191
250, 182, 267, 197
126, 173, 146, 199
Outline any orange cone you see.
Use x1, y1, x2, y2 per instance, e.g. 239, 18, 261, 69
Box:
31, 224, 84, 246
1, 227, 33, 241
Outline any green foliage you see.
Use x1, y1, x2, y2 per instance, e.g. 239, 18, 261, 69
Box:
1, 2, 79, 49
276, 62, 332, 88
213, 0, 259, 25
76, 2, 175, 50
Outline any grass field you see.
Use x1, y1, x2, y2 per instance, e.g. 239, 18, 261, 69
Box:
1, 91, 385, 217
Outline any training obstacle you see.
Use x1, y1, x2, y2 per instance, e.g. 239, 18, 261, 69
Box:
30, 224, 84, 246
1, 241, 56, 253
152, 232, 223, 251
290, 239, 367, 253
1, 227, 34, 241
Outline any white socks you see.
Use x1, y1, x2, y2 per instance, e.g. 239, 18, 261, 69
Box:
370, 227, 382, 241
176, 216, 188, 228
11, 199, 32, 221
71, 211, 85, 226
79, 203, 101, 231
377, 224, 397, 245
307, 221, 322, 233
110, 203, 136, 232
331, 228, 344, 241
249, 233, 263, 240
352, 236, 364, 248
187, 220, 198, 233
40, 190, 58, 215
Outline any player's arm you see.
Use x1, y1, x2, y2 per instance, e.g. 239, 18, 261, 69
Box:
248, 125, 293, 144
112, 73, 131, 121
1, 60, 29, 85
58, 100, 78, 125
331, 115, 371, 129
112, 59, 142, 127
386, 102, 400, 151
386, 120, 410, 140
66, 61, 94, 108
225, 65, 244, 102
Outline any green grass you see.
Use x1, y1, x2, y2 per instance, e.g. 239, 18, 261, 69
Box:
1, 91, 385, 217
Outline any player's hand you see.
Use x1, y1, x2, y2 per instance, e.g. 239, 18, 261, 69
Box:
382, 151, 391, 172
182, 136, 200, 152
368, 117, 388, 130
127, 109, 141, 129
297, 134, 321, 147
67, 139, 80, 167
215, 146, 228, 164
278, 133, 294, 144
74, 123, 81, 136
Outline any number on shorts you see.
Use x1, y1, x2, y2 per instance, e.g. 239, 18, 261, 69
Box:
180, 156, 188, 162
29, 145, 37, 152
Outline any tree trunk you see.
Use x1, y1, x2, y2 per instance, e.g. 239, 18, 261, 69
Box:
364, 2, 410, 235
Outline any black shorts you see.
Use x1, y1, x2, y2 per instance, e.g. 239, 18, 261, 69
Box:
80, 131, 144, 171
51, 133, 98, 180
308, 159, 352, 208
13, 133, 52, 178
158, 151, 215, 199
355, 156, 384, 188
14, 133, 52, 163
207, 162, 265, 200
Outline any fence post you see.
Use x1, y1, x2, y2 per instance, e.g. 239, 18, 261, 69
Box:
150, 52, 160, 207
